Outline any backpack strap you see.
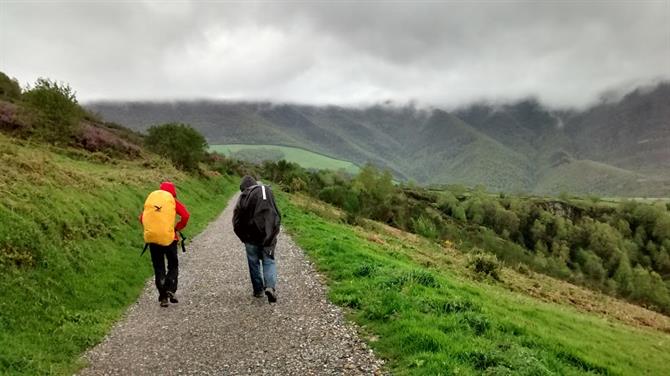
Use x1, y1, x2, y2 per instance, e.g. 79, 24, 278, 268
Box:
140, 243, 149, 257
179, 232, 188, 253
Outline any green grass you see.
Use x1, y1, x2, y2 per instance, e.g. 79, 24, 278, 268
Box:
0, 135, 238, 375
278, 193, 670, 375
210, 144, 360, 174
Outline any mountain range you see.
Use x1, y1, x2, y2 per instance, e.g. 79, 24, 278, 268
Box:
87, 82, 670, 196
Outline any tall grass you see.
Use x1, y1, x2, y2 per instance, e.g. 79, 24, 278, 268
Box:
0, 134, 237, 375
278, 193, 670, 375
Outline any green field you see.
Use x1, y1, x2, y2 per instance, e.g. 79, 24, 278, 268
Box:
0, 134, 238, 375
210, 144, 360, 174
278, 193, 670, 375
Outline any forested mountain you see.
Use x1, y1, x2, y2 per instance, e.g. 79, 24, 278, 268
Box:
88, 82, 670, 196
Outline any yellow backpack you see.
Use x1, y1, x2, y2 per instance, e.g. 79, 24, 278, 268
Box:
142, 190, 176, 246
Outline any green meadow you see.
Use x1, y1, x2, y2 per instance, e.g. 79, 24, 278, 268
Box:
278, 193, 670, 375
210, 144, 360, 174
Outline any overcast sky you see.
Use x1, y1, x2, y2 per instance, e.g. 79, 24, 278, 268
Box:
1, 1, 669, 108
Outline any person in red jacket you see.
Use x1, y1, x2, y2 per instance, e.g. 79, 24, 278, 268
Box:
139, 181, 190, 307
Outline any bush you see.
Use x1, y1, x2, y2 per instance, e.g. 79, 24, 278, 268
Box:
75, 124, 142, 159
452, 205, 467, 222
0, 71, 21, 100
411, 215, 439, 239
21, 78, 83, 142
145, 123, 207, 171
468, 250, 502, 281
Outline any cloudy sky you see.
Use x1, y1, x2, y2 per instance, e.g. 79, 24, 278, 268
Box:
1, 0, 669, 108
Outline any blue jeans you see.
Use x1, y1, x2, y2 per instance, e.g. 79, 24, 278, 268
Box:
245, 243, 276, 293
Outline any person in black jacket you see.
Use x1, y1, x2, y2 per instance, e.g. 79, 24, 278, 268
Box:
232, 176, 281, 303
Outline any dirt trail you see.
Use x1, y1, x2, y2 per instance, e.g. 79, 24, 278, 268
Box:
80, 194, 383, 375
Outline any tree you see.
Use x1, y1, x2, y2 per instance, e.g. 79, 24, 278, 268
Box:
352, 164, 395, 222
493, 208, 520, 238
530, 218, 547, 246
613, 254, 634, 296
652, 213, 670, 240
466, 199, 485, 225
577, 249, 606, 285
21, 78, 82, 142
145, 123, 207, 171
587, 221, 623, 271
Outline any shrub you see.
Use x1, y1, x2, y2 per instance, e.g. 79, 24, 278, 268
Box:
468, 251, 502, 281
452, 205, 467, 222
287, 176, 307, 193
411, 215, 439, 239
0, 71, 21, 100
75, 124, 142, 159
145, 123, 207, 171
21, 78, 83, 142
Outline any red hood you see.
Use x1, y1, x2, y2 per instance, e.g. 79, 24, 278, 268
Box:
160, 181, 177, 197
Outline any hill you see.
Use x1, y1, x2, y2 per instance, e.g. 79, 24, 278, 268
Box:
0, 134, 238, 375
279, 192, 670, 374
0, 76, 239, 374
87, 82, 670, 196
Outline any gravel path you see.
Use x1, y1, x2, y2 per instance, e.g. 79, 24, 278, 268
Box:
80, 194, 384, 375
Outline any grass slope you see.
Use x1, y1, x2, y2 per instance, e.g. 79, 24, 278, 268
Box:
534, 159, 668, 197
278, 193, 670, 375
210, 144, 360, 174
0, 135, 237, 375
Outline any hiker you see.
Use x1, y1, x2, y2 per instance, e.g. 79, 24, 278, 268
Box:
233, 176, 281, 303
140, 181, 190, 307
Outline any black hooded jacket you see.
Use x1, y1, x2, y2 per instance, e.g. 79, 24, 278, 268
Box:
232, 176, 281, 250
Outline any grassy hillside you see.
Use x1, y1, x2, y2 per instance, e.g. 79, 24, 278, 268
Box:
566, 83, 670, 173
534, 159, 668, 196
0, 134, 238, 375
279, 193, 670, 375
405, 111, 533, 190
210, 144, 360, 174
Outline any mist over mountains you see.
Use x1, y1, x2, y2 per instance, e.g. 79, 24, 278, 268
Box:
88, 82, 670, 196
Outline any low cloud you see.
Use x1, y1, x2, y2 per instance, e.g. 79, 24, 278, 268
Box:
1, 1, 668, 108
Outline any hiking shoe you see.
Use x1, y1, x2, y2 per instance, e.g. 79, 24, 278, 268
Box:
167, 291, 178, 304
253, 291, 264, 298
159, 298, 169, 307
265, 288, 277, 303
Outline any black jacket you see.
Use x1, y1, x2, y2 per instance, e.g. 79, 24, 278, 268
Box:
233, 183, 281, 249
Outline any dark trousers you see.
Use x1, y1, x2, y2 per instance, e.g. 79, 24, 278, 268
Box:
149, 241, 178, 300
